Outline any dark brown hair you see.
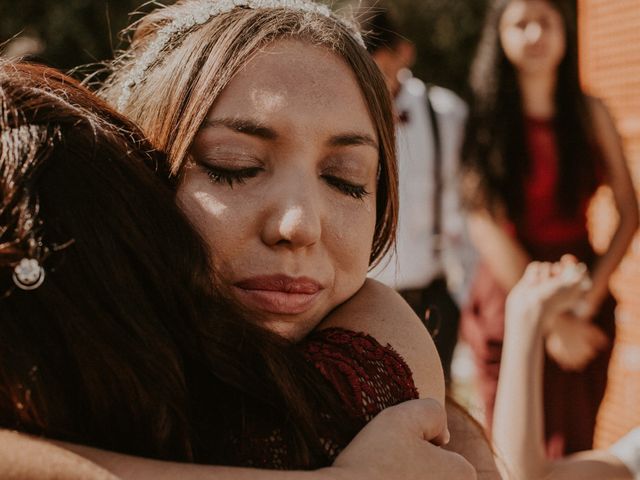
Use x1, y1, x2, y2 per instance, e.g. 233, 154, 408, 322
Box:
0, 61, 351, 466
462, 0, 599, 220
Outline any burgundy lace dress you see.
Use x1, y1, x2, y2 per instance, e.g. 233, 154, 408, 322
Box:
219, 327, 419, 469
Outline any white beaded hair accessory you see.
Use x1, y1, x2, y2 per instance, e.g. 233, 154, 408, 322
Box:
2, 124, 59, 293
116, 0, 365, 111
12, 258, 45, 291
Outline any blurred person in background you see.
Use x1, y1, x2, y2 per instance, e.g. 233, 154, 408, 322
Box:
364, 7, 473, 383
461, 0, 638, 457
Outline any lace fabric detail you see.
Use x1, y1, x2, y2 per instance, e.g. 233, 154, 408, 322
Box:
302, 328, 418, 422
224, 328, 418, 469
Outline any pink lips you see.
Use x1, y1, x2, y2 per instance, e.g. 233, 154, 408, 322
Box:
233, 275, 324, 315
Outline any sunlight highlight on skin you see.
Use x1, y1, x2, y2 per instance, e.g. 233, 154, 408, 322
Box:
250, 88, 287, 113
279, 206, 313, 239
192, 189, 228, 216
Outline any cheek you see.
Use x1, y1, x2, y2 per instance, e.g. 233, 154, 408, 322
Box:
177, 175, 226, 233
501, 30, 524, 62
327, 197, 376, 282
176, 175, 246, 271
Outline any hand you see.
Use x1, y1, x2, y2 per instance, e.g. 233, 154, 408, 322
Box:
329, 399, 476, 480
545, 312, 609, 372
506, 257, 590, 333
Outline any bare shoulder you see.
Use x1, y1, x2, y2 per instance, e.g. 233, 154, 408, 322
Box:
318, 278, 445, 404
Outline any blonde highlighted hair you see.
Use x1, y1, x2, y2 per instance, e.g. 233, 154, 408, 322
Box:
99, 0, 398, 264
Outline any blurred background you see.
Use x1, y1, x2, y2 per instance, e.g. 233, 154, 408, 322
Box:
0, 0, 163, 73
0, 0, 499, 95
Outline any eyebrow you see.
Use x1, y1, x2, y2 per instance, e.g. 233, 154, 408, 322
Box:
203, 117, 378, 149
329, 133, 378, 150
202, 118, 278, 140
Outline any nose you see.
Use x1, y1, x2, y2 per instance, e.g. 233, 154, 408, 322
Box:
261, 179, 322, 249
524, 22, 543, 44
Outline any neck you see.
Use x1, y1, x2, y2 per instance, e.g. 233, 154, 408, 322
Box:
517, 71, 557, 119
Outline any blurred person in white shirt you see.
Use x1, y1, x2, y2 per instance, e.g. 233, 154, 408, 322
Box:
363, 9, 475, 381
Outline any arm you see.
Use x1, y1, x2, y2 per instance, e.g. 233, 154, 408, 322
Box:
318, 278, 445, 405
321, 278, 500, 479
582, 98, 639, 317
467, 209, 530, 292
492, 260, 633, 480
444, 400, 501, 480
0, 430, 118, 480
492, 273, 547, 480
0, 281, 471, 480
547, 450, 632, 480
1, 399, 475, 480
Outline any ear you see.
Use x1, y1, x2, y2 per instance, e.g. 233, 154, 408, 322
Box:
371, 48, 395, 70
396, 41, 416, 69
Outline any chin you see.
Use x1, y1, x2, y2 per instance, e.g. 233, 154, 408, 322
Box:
262, 317, 317, 343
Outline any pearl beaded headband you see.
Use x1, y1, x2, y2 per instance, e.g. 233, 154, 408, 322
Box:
116, 0, 365, 111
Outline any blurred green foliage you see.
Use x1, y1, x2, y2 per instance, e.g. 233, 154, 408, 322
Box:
0, 0, 488, 94
0, 0, 167, 70
381, 0, 489, 95
338, 0, 489, 95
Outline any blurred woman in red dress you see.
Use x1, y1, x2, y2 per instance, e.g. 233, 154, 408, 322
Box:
461, 0, 638, 457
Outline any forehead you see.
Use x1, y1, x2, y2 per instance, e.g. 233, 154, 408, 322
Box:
502, 0, 561, 22
208, 39, 375, 134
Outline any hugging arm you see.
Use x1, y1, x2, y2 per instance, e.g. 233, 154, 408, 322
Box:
0, 399, 467, 480
318, 278, 446, 405
444, 401, 501, 480
0, 430, 117, 480
321, 278, 500, 479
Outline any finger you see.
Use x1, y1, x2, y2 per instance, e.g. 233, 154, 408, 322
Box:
539, 262, 552, 281
377, 398, 449, 446
571, 301, 590, 320
558, 262, 587, 284
551, 261, 564, 276
522, 262, 542, 282
548, 257, 570, 280
560, 254, 578, 266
